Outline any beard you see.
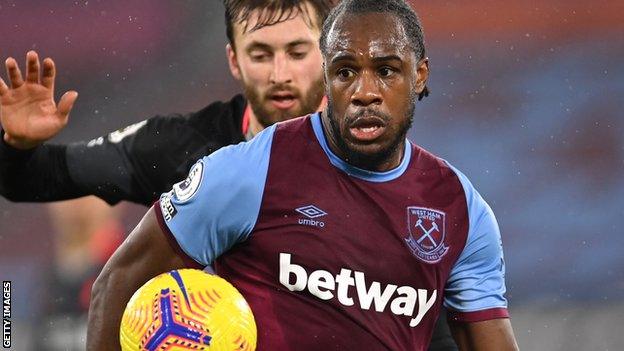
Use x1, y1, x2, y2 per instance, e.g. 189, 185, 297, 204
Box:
243, 76, 326, 128
326, 93, 416, 171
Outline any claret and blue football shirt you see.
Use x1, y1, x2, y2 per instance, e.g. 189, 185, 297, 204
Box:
155, 112, 509, 350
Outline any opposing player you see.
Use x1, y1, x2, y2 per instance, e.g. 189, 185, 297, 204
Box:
0, 0, 329, 205
87, 0, 519, 349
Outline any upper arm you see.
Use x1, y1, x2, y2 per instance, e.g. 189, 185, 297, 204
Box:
443, 164, 517, 349
444, 163, 509, 321
100, 206, 198, 288
156, 124, 276, 266
449, 318, 518, 351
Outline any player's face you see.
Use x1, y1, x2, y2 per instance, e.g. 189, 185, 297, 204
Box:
227, 3, 325, 128
323, 12, 428, 171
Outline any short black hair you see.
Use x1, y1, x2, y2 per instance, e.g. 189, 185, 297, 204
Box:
224, 0, 335, 48
319, 0, 429, 100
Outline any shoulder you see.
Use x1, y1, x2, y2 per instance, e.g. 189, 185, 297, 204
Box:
409, 144, 455, 173
441, 160, 491, 223
270, 114, 317, 148
163, 123, 278, 218
141, 94, 246, 140
205, 122, 277, 169
408, 144, 487, 203
274, 114, 313, 133
185, 94, 246, 140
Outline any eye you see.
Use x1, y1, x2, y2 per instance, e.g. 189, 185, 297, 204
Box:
250, 52, 271, 62
379, 67, 395, 78
289, 51, 307, 60
337, 68, 355, 80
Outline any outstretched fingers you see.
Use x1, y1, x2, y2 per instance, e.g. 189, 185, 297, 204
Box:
25, 51, 40, 84
57, 91, 78, 122
5, 57, 24, 88
41, 58, 56, 90
0, 77, 8, 96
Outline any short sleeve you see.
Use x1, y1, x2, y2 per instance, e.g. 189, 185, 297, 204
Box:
154, 125, 276, 266
444, 162, 509, 322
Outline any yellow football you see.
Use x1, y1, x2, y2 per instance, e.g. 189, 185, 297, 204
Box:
120, 269, 256, 350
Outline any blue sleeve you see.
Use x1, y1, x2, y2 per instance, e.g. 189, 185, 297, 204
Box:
157, 125, 276, 266
443, 162, 508, 314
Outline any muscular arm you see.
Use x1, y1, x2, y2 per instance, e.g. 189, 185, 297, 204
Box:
87, 206, 199, 350
449, 318, 518, 351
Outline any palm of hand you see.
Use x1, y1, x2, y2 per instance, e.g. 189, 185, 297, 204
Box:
1, 82, 61, 145
0, 52, 77, 149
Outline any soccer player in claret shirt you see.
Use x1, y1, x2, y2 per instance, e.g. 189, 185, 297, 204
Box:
0, 1, 457, 349
87, 0, 519, 349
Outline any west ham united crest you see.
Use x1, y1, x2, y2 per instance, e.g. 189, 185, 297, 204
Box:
404, 207, 449, 263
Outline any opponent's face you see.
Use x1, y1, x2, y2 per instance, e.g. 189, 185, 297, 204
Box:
227, 3, 325, 128
323, 12, 428, 171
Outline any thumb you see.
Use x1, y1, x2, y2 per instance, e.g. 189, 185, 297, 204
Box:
57, 90, 78, 122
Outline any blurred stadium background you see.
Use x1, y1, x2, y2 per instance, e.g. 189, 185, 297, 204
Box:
0, 1, 622, 349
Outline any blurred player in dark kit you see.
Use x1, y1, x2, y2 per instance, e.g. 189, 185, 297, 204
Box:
87, 0, 519, 349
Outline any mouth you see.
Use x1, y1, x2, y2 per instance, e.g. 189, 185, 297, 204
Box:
347, 115, 387, 142
269, 91, 298, 110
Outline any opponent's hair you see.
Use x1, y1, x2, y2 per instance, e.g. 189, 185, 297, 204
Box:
224, 0, 335, 48
319, 0, 429, 100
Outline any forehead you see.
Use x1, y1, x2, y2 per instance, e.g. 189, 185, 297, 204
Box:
232, 3, 321, 49
326, 12, 409, 57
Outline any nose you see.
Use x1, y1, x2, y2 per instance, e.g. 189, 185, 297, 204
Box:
350, 71, 382, 107
269, 53, 293, 85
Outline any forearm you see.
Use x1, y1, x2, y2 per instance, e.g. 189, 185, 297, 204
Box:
0, 131, 87, 201
88, 263, 139, 350
0, 128, 153, 205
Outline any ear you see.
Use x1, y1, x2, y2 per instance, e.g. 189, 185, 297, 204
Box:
226, 43, 243, 81
415, 57, 429, 95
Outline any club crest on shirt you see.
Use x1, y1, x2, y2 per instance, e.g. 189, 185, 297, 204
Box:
404, 207, 449, 263
173, 160, 203, 203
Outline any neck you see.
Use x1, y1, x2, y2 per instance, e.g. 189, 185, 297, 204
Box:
247, 108, 264, 137
320, 110, 405, 173
245, 96, 328, 137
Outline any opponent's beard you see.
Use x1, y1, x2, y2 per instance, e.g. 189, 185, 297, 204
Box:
326, 94, 416, 171
244, 76, 326, 128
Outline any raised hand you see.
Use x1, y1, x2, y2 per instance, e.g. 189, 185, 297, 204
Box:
0, 51, 78, 149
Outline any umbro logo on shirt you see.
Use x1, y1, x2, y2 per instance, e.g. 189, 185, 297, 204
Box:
295, 205, 327, 228
295, 205, 327, 218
